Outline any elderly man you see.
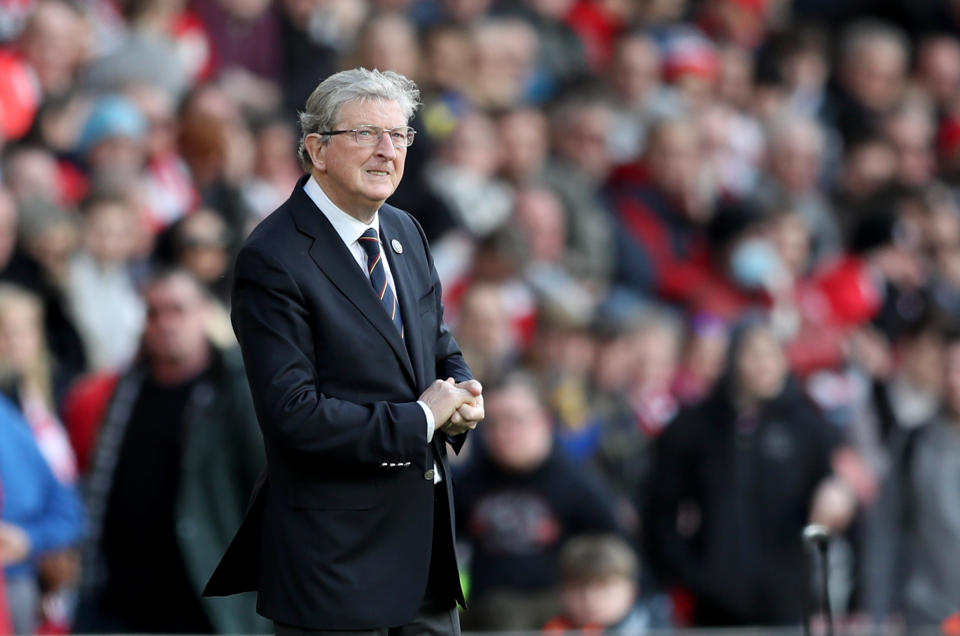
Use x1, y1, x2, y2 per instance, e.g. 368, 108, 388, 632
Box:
204, 68, 483, 636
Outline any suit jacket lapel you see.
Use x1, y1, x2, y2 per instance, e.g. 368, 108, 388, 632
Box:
288, 179, 416, 388
379, 213, 427, 391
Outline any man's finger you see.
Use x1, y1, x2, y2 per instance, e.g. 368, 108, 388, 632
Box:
457, 403, 483, 421
456, 379, 483, 396
444, 422, 471, 435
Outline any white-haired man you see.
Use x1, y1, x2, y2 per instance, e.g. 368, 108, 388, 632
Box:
204, 68, 484, 635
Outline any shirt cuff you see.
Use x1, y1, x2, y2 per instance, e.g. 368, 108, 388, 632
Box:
417, 400, 436, 442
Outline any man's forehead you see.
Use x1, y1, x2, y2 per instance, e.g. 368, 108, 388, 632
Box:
336, 97, 405, 124
145, 275, 205, 303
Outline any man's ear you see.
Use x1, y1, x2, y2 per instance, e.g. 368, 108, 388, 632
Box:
304, 133, 326, 172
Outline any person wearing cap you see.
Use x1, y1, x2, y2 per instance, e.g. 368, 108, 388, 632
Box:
76, 94, 149, 181
204, 68, 482, 635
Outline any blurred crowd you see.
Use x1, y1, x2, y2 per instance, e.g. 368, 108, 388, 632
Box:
2, 0, 960, 633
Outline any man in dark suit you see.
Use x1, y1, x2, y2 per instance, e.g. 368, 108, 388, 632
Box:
203, 68, 484, 635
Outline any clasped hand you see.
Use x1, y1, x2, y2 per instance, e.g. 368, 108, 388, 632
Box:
419, 378, 484, 436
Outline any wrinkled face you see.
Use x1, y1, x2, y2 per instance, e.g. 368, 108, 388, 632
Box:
309, 99, 408, 219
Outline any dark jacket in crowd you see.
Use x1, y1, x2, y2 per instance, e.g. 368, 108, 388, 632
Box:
74, 346, 267, 634
642, 377, 840, 626
454, 445, 621, 600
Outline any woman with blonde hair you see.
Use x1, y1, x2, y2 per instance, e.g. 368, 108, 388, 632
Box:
0, 283, 77, 484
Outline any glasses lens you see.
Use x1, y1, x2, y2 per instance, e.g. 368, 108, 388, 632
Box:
353, 125, 415, 147
354, 125, 380, 145
389, 127, 416, 147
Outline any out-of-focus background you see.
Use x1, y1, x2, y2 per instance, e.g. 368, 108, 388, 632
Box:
1, 0, 960, 634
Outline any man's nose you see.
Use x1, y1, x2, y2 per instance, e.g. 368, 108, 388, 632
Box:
374, 131, 397, 158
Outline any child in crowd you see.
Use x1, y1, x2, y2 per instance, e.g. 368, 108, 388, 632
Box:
543, 534, 672, 634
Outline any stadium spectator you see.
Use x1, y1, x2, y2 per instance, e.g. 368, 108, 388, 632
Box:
827, 19, 910, 144
606, 29, 669, 162
756, 113, 841, 261
0, 393, 84, 635
914, 34, 960, 117
426, 110, 513, 237
543, 534, 672, 634
71, 268, 265, 634
606, 116, 712, 305
13, 0, 87, 100
0, 284, 76, 482
455, 374, 620, 631
866, 326, 960, 629
455, 282, 518, 386
643, 317, 854, 626
65, 193, 144, 371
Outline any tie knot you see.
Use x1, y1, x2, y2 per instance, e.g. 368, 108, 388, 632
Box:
359, 227, 380, 260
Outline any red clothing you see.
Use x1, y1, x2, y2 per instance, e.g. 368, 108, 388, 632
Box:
565, 1, 626, 71
607, 163, 713, 305
543, 616, 604, 635
61, 372, 120, 475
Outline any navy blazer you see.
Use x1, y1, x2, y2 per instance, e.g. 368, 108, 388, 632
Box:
203, 176, 471, 630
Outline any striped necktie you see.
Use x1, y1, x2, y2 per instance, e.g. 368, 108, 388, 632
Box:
359, 228, 404, 338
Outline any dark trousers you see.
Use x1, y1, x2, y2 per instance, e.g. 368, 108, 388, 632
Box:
275, 484, 460, 635
274, 607, 460, 636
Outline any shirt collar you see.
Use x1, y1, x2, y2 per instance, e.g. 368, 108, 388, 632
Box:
303, 175, 379, 247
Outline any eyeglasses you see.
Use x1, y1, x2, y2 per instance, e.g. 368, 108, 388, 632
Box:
318, 125, 416, 148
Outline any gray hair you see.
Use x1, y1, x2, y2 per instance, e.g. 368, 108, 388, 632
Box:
297, 68, 421, 171
766, 111, 826, 158
840, 19, 909, 69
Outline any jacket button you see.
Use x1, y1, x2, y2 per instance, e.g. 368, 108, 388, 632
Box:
424, 469, 435, 481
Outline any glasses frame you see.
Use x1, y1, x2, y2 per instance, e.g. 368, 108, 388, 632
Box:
318, 125, 416, 148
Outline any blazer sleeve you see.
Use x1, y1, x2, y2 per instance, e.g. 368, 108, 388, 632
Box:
230, 244, 428, 465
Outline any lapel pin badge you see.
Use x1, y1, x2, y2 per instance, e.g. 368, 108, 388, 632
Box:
391, 239, 403, 254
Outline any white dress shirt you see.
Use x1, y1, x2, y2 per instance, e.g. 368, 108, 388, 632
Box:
303, 177, 442, 479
